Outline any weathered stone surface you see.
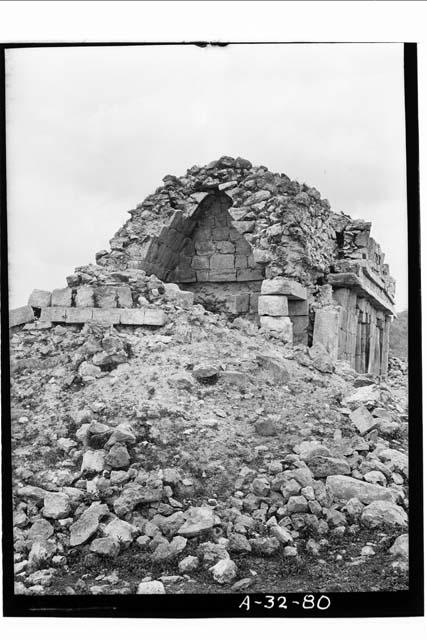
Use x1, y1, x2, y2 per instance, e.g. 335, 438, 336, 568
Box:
92, 308, 121, 324
28, 289, 51, 308
152, 536, 187, 562
307, 456, 351, 478
312, 308, 341, 360
94, 286, 117, 308
42, 492, 71, 519
27, 518, 54, 541
360, 501, 408, 528
89, 536, 120, 557
65, 308, 93, 323
249, 537, 281, 556
81, 449, 105, 473
9, 306, 34, 328
261, 278, 307, 300
40, 307, 67, 323
389, 533, 409, 559
258, 295, 289, 316
178, 555, 199, 573
259, 316, 293, 342
350, 406, 374, 435
75, 286, 95, 307
116, 285, 133, 308
113, 480, 163, 517
137, 580, 165, 594
69, 502, 110, 546
103, 518, 137, 546
326, 475, 396, 504
177, 506, 215, 538
51, 287, 73, 307
210, 558, 237, 584
105, 443, 130, 469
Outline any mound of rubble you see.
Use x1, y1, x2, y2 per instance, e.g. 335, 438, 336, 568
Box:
10, 274, 409, 596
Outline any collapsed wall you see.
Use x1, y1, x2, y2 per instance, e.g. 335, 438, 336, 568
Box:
10, 156, 396, 377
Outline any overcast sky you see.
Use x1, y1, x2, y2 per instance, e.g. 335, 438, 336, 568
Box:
6, 43, 407, 310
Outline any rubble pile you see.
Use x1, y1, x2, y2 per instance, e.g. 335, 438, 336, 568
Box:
10, 288, 408, 595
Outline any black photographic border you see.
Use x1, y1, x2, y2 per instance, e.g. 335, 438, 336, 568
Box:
0, 41, 423, 618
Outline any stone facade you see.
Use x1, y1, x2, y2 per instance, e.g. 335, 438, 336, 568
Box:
11, 156, 396, 376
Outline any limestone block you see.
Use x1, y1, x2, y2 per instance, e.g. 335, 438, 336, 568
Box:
75, 286, 95, 307
65, 308, 93, 323
260, 316, 293, 342
216, 241, 235, 254
237, 268, 264, 282
40, 307, 67, 323
143, 309, 167, 326
235, 239, 252, 255
235, 256, 248, 269
209, 270, 237, 282
195, 240, 215, 255
28, 289, 51, 309
261, 278, 307, 300
196, 271, 210, 282
312, 307, 342, 361
51, 287, 73, 307
94, 286, 117, 308
249, 293, 260, 313
210, 254, 235, 271
258, 295, 289, 316
92, 308, 121, 324
117, 286, 133, 308
9, 305, 34, 328
191, 255, 210, 270
212, 227, 230, 241
225, 293, 250, 314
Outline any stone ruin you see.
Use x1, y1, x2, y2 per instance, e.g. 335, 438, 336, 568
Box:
10, 156, 396, 377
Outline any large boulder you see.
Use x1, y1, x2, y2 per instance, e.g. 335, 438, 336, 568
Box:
360, 501, 408, 529
326, 475, 396, 505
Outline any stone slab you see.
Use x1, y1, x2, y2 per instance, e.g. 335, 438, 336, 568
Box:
9, 305, 35, 328
236, 268, 264, 282
28, 289, 52, 308
209, 270, 237, 282
143, 309, 167, 326
40, 307, 67, 323
51, 287, 73, 307
261, 277, 307, 300
92, 308, 121, 324
65, 308, 94, 323
258, 295, 289, 316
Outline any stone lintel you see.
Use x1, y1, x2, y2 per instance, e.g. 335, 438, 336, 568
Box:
261, 277, 307, 300
327, 272, 395, 315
